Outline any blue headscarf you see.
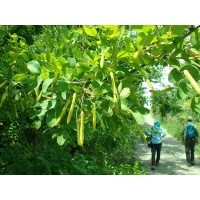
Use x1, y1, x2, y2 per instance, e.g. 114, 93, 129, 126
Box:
154, 121, 161, 127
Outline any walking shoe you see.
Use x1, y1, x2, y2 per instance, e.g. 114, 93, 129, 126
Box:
156, 162, 162, 166
191, 162, 195, 166
151, 165, 156, 170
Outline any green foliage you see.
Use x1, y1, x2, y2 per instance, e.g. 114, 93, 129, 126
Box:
0, 121, 146, 174
151, 89, 183, 118
1, 25, 200, 174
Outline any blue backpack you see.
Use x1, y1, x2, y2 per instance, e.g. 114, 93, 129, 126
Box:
186, 123, 196, 138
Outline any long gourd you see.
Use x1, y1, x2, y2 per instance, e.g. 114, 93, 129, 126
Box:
67, 93, 76, 124
54, 98, 71, 126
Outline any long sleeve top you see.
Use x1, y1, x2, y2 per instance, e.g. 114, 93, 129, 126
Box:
182, 122, 198, 138
151, 126, 167, 144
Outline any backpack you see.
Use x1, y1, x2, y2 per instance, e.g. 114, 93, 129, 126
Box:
146, 134, 152, 148
186, 123, 196, 138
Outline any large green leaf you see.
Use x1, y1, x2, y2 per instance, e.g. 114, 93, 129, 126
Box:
67, 57, 76, 68
130, 25, 143, 32
117, 51, 130, 58
101, 82, 112, 94
105, 26, 121, 38
46, 109, 57, 127
129, 109, 145, 124
174, 37, 185, 50
115, 65, 131, 77
180, 64, 200, 81
191, 94, 200, 114
138, 54, 153, 65
58, 81, 68, 92
171, 25, 188, 35
135, 106, 150, 115
33, 120, 41, 129
125, 38, 135, 52
120, 98, 129, 112
27, 60, 41, 75
57, 131, 69, 146
42, 78, 54, 93
151, 47, 161, 56
142, 25, 156, 33
79, 62, 90, 71
136, 33, 156, 48
118, 82, 123, 93
90, 80, 103, 95
190, 30, 199, 45
168, 68, 183, 84
48, 99, 57, 109
83, 26, 97, 36
40, 100, 50, 110
120, 88, 130, 99
169, 49, 181, 59
167, 58, 180, 67
12, 73, 28, 83
28, 76, 43, 90
131, 25, 155, 33
181, 51, 191, 63
177, 80, 191, 100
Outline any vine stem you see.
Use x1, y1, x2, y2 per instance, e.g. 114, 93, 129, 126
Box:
184, 70, 200, 94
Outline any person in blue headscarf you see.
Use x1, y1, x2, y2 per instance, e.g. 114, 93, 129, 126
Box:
150, 121, 166, 170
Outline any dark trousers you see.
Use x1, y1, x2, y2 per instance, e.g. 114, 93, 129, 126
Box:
151, 143, 162, 166
185, 138, 196, 163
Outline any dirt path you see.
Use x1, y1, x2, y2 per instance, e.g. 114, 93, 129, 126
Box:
135, 112, 200, 175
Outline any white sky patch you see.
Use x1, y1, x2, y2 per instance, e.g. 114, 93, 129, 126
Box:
142, 66, 174, 108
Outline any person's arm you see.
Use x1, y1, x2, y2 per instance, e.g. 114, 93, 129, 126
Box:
161, 129, 166, 138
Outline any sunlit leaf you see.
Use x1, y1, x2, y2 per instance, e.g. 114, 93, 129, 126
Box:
190, 30, 200, 45
191, 94, 200, 113
117, 51, 130, 58
27, 60, 41, 75
67, 57, 76, 67
12, 73, 27, 83
83, 26, 97, 36
120, 98, 129, 111
33, 120, 41, 129
177, 80, 191, 100
106, 26, 121, 38
129, 109, 145, 124
57, 131, 68, 146
42, 78, 54, 93
120, 88, 130, 99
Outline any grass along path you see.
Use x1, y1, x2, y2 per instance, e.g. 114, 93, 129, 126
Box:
135, 112, 200, 175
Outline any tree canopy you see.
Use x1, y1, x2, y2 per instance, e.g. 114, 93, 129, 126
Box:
0, 25, 200, 147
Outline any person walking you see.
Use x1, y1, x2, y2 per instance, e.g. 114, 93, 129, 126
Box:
182, 116, 199, 167
150, 121, 167, 170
